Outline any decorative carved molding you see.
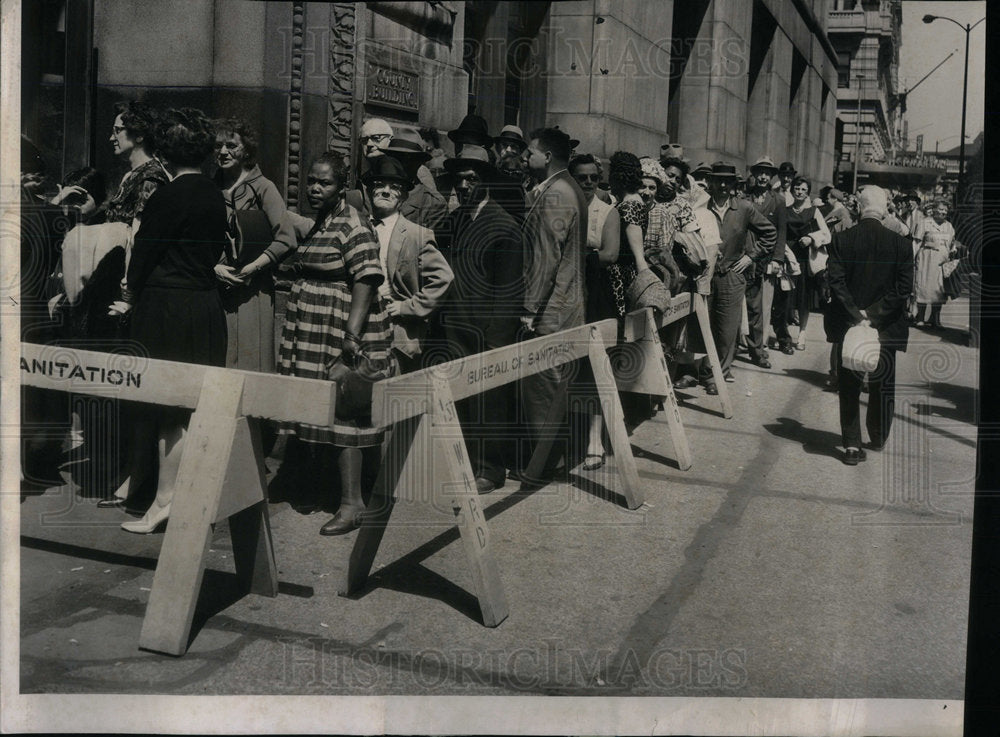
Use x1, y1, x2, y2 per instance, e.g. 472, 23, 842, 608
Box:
286, 1, 306, 210
327, 3, 357, 158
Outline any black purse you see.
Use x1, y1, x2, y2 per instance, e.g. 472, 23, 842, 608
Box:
326, 349, 395, 421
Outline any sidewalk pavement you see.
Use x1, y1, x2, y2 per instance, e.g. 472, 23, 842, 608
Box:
15, 299, 976, 698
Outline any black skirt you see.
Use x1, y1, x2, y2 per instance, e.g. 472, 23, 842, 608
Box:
130, 286, 227, 366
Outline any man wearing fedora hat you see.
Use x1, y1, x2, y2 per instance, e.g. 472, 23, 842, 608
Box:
494, 124, 527, 160
491, 125, 529, 222
448, 113, 493, 155
699, 161, 776, 388
384, 126, 449, 233
777, 161, 797, 206
745, 155, 788, 367
439, 144, 525, 493
361, 155, 453, 375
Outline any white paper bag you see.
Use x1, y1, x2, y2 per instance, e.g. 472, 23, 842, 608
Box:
841, 322, 880, 373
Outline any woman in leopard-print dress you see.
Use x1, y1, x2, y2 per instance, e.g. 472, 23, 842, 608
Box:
604, 152, 650, 317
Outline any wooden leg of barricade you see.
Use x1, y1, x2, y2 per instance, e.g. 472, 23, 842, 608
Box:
430, 378, 509, 626
224, 418, 278, 597
339, 413, 423, 596
139, 370, 260, 655
618, 308, 692, 470
340, 381, 509, 627
588, 325, 644, 510
693, 294, 734, 419
647, 310, 693, 471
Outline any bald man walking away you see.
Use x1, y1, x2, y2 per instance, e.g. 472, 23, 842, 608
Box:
824, 186, 913, 465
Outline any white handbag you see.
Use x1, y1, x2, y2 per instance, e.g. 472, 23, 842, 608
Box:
841, 322, 880, 373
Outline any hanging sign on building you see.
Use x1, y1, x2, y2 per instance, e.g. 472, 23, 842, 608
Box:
365, 62, 420, 114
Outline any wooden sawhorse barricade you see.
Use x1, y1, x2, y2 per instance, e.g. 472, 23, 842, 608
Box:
339, 298, 729, 626
623, 293, 735, 421
20, 341, 339, 656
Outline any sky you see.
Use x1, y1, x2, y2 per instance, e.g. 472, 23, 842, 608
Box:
897, 0, 986, 153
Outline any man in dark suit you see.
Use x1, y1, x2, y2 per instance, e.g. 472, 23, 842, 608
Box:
825, 185, 913, 465
362, 155, 453, 374
439, 145, 525, 492
518, 127, 588, 485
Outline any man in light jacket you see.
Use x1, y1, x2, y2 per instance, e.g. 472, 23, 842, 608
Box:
362, 155, 453, 374
517, 127, 588, 486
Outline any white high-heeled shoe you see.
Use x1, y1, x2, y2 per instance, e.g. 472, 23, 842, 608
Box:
121, 500, 170, 534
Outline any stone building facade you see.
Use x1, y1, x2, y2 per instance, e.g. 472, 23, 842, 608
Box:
826, 0, 905, 190
24, 0, 842, 202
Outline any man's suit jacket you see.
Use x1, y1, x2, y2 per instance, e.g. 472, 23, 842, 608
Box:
749, 189, 787, 261
521, 169, 588, 335
440, 198, 524, 356
399, 183, 449, 234
384, 214, 453, 357
824, 216, 913, 351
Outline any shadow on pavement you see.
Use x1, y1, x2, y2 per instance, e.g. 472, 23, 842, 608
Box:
20, 534, 314, 653
782, 367, 831, 390
343, 486, 537, 624
911, 323, 971, 347
920, 382, 977, 425
566, 471, 628, 507
762, 417, 843, 460
629, 443, 682, 471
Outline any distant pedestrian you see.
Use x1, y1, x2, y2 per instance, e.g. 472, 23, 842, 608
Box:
913, 199, 956, 329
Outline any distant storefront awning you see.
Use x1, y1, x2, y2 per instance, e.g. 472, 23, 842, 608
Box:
856, 161, 944, 187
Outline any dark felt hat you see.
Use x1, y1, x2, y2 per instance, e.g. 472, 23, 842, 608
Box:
778, 161, 797, 175
361, 155, 413, 188
448, 114, 492, 148
709, 161, 739, 179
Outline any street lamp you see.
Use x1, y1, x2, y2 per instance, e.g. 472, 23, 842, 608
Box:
923, 13, 984, 208
852, 73, 864, 193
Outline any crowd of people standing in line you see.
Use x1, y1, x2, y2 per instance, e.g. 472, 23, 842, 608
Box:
19, 102, 966, 536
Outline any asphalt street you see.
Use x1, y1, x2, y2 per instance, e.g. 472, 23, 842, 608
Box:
15, 298, 976, 700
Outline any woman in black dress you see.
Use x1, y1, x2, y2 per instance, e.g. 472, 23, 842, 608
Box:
115, 108, 228, 533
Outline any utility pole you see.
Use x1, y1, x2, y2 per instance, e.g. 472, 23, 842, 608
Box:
852, 74, 864, 193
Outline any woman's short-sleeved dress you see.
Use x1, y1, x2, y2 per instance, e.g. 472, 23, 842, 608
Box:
915, 218, 955, 305
603, 198, 645, 318
278, 201, 394, 448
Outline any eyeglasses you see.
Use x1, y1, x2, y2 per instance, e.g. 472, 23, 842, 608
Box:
362, 134, 391, 144
370, 179, 404, 191
574, 173, 601, 183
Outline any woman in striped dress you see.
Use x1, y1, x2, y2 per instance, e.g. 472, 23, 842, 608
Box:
278, 152, 396, 536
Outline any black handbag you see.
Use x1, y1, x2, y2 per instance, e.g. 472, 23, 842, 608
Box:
326, 349, 395, 421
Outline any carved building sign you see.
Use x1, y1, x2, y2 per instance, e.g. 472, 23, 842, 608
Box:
365, 62, 419, 113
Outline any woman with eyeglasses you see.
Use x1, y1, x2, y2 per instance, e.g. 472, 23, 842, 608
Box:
212, 118, 295, 374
